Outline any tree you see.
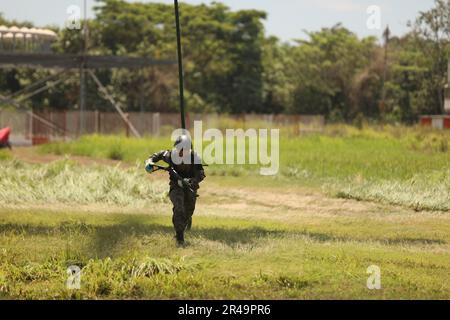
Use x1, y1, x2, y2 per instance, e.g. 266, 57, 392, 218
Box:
1, 1, 449, 122
412, 0, 450, 114
261, 36, 292, 114
287, 25, 378, 120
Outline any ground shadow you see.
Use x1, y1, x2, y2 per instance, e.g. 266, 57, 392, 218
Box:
0, 218, 446, 259
88, 221, 286, 257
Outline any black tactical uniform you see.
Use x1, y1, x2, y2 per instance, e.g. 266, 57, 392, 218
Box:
148, 141, 205, 245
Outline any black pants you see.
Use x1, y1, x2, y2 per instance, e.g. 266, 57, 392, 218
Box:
169, 186, 196, 234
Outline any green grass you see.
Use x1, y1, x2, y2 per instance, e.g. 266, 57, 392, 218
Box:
0, 159, 168, 207
2, 133, 450, 299
39, 125, 450, 211
0, 149, 11, 161
1, 209, 449, 299
38, 135, 168, 163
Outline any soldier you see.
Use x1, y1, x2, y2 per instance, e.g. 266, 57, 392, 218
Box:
145, 135, 205, 246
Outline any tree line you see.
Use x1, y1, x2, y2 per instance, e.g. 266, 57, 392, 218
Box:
0, 0, 449, 123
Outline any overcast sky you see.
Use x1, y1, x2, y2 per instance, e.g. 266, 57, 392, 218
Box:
0, 0, 437, 42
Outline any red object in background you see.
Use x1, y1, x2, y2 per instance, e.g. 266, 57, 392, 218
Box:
444, 118, 450, 129
420, 118, 432, 127
0, 127, 11, 144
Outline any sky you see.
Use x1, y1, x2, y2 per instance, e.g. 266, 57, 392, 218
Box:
0, 0, 438, 42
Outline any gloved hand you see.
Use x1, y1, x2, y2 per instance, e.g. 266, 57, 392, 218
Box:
178, 178, 193, 189
144, 159, 155, 173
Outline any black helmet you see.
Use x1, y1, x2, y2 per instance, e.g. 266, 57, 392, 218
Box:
173, 135, 192, 151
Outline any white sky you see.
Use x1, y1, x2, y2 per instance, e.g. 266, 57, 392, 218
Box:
0, 0, 438, 42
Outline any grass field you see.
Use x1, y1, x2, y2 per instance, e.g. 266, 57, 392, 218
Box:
0, 124, 449, 299
40, 124, 450, 211
1, 207, 450, 299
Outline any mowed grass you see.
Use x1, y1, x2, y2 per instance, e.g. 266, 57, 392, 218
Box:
39, 125, 450, 211
0, 208, 450, 299
0, 159, 168, 207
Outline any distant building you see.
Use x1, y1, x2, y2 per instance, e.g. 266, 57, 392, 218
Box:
0, 25, 58, 53
420, 55, 450, 129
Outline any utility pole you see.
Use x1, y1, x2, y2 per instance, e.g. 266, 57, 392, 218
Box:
174, 0, 186, 130
380, 25, 390, 116
79, 0, 88, 135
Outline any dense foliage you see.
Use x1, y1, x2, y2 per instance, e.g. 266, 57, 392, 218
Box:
0, 0, 449, 123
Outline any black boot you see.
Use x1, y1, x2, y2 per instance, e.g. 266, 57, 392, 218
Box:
175, 231, 185, 246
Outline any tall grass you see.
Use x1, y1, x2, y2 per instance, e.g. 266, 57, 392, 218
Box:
0, 253, 192, 299
39, 135, 168, 163
333, 169, 450, 211
0, 159, 168, 207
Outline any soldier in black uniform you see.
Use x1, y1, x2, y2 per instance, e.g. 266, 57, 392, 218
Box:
145, 135, 205, 246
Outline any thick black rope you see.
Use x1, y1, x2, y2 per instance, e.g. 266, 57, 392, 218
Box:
174, 0, 186, 130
